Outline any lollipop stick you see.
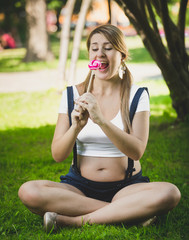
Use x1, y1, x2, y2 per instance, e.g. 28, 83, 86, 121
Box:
87, 71, 94, 92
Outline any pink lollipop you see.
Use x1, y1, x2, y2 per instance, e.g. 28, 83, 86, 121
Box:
88, 60, 102, 70
87, 60, 102, 92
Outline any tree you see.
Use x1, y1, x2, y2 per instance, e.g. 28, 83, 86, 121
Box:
108, 0, 118, 25
24, 0, 54, 62
69, 0, 92, 85
108, 0, 112, 23
0, 0, 65, 46
116, 0, 189, 121
0, 1, 24, 29
58, 0, 76, 86
0, 0, 26, 45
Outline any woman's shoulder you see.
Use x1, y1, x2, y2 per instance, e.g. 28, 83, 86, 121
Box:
58, 84, 82, 113
129, 84, 150, 112
62, 84, 82, 98
130, 84, 148, 99
130, 84, 140, 99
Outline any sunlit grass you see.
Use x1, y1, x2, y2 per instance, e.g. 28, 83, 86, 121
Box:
0, 90, 60, 130
136, 79, 177, 124
137, 78, 170, 96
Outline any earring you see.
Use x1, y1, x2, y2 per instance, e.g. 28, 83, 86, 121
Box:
119, 60, 126, 79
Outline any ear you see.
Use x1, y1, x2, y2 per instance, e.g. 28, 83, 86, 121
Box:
121, 53, 126, 60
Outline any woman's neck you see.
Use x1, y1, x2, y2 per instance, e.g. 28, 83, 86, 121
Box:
92, 76, 121, 96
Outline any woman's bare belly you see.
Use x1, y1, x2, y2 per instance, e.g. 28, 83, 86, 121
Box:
77, 155, 141, 182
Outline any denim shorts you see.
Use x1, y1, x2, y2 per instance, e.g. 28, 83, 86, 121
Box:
60, 166, 150, 202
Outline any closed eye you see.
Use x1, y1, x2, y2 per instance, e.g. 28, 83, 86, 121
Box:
92, 48, 112, 51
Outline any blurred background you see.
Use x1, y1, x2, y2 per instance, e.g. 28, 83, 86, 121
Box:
0, 0, 189, 120
0, 0, 135, 50
0, 0, 188, 49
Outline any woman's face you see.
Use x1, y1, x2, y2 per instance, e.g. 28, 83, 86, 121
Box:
89, 33, 122, 80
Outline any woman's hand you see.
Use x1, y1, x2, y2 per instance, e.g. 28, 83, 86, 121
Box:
75, 93, 104, 125
71, 104, 89, 131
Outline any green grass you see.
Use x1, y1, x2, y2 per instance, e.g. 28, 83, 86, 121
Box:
0, 35, 154, 72
0, 80, 189, 239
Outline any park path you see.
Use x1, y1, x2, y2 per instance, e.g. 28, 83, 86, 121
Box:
0, 63, 162, 92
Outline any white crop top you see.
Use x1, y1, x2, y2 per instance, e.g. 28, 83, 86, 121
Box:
59, 85, 150, 157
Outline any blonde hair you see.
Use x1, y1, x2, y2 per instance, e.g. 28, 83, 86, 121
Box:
81, 24, 133, 133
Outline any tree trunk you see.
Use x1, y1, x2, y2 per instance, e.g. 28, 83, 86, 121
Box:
24, 0, 54, 62
68, 0, 92, 85
58, 0, 76, 88
111, 0, 118, 26
108, 0, 117, 25
116, 0, 189, 121
108, 0, 111, 23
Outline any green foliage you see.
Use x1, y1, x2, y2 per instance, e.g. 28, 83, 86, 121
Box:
47, 0, 66, 10
0, 80, 188, 239
0, 0, 25, 32
0, 0, 25, 14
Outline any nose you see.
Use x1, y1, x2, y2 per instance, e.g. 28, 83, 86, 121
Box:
96, 47, 105, 57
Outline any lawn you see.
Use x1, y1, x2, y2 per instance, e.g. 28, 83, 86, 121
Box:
0, 79, 188, 240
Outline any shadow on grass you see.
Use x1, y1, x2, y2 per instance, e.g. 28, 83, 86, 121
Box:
0, 124, 72, 183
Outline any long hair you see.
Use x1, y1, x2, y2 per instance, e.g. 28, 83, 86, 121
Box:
80, 24, 133, 133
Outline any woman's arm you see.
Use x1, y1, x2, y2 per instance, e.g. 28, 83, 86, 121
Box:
51, 105, 89, 162
51, 114, 78, 162
98, 111, 150, 160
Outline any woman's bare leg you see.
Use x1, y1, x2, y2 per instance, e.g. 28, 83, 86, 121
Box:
18, 180, 108, 216
56, 182, 181, 227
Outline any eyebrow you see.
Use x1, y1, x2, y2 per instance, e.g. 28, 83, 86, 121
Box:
91, 42, 111, 45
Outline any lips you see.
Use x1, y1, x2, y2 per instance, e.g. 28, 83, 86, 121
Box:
88, 60, 109, 72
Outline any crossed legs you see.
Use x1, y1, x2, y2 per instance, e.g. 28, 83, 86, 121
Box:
18, 180, 181, 227
18, 180, 108, 217
56, 182, 181, 227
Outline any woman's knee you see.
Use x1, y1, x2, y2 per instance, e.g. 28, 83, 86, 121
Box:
18, 181, 43, 209
168, 183, 181, 208
158, 183, 181, 211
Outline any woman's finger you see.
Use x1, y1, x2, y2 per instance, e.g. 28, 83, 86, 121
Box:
76, 92, 94, 103
76, 101, 89, 111
74, 104, 85, 112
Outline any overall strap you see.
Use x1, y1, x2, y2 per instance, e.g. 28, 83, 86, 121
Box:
67, 86, 78, 171
129, 87, 148, 124
126, 87, 149, 179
